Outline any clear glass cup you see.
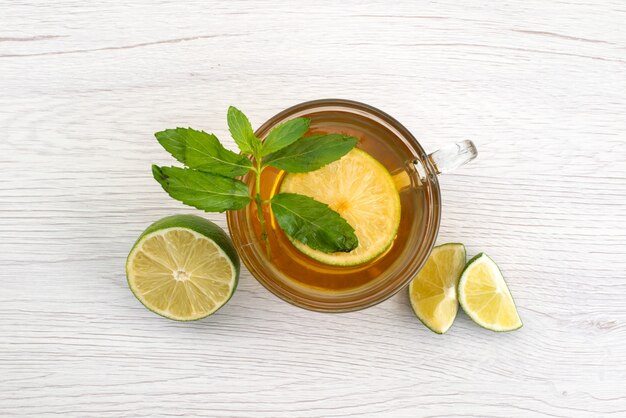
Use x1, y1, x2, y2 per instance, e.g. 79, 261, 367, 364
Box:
227, 99, 477, 312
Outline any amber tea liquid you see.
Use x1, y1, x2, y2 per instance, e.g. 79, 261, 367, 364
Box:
247, 110, 426, 292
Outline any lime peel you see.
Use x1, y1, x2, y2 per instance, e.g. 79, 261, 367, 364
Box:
409, 243, 466, 334
126, 215, 239, 321
458, 253, 522, 332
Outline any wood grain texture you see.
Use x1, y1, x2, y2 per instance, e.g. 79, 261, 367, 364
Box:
1, 0, 626, 416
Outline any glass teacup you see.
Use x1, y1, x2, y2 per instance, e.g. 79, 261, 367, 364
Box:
227, 99, 477, 312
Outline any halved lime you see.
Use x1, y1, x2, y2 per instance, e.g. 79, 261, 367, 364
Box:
458, 253, 522, 332
279, 148, 401, 266
126, 215, 239, 321
409, 243, 466, 334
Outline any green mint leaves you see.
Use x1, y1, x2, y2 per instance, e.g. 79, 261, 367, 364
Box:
260, 118, 310, 156
152, 106, 359, 254
152, 166, 250, 212
156, 128, 253, 177
227, 106, 261, 155
264, 134, 357, 173
271, 193, 358, 253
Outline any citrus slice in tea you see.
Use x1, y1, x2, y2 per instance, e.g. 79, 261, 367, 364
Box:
126, 215, 239, 321
408, 243, 466, 334
280, 148, 401, 266
458, 253, 522, 332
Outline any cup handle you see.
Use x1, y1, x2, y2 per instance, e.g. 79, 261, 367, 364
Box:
427, 140, 478, 174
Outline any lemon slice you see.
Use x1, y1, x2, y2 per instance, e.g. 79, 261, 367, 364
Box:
279, 148, 401, 266
458, 253, 522, 332
408, 243, 466, 334
126, 215, 239, 321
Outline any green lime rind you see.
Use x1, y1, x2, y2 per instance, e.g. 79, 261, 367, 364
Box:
126, 214, 240, 321
130, 214, 240, 271
457, 252, 523, 332
409, 243, 466, 335
411, 300, 458, 335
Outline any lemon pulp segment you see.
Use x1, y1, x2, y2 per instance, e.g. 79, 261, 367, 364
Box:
127, 227, 236, 320
458, 253, 522, 332
280, 148, 401, 266
409, 243, 466, 334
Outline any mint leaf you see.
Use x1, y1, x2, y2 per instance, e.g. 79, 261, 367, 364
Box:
155, 129, 187, 163
271, 193, 358, 253
264, 134, 357, 173
227, 106, 261, 155
155, 128, 252, 177
152, 165, 251, 212
260, 117, 310, 156
184, 129, 252, 177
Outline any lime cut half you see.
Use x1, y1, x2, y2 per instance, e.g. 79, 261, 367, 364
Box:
409, 243, 466, 334
458, 253, 522, 332
126, 215, 239, 321
279, 148, 401, 266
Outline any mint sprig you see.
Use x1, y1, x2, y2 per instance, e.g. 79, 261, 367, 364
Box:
227, 106, 261, 155
152, 166, 251, 212
260, 118, 310, 156
152, 106, 359, 254
271, 193, 358, 253
264, 134, 357, 173
156, 128, 253, 177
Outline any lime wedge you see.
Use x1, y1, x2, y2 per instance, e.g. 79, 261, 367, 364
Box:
409, 243, 466, 334
126, 215, 239, 321
279, 148, 401, 266
458, 253, 522, 332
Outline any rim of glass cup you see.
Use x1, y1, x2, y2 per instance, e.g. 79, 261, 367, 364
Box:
226, 99, 441, 312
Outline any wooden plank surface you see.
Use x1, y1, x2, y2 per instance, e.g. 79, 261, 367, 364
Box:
1, 1, 626, 416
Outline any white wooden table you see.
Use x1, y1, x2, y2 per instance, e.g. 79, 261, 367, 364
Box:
2, 1, 626, 416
